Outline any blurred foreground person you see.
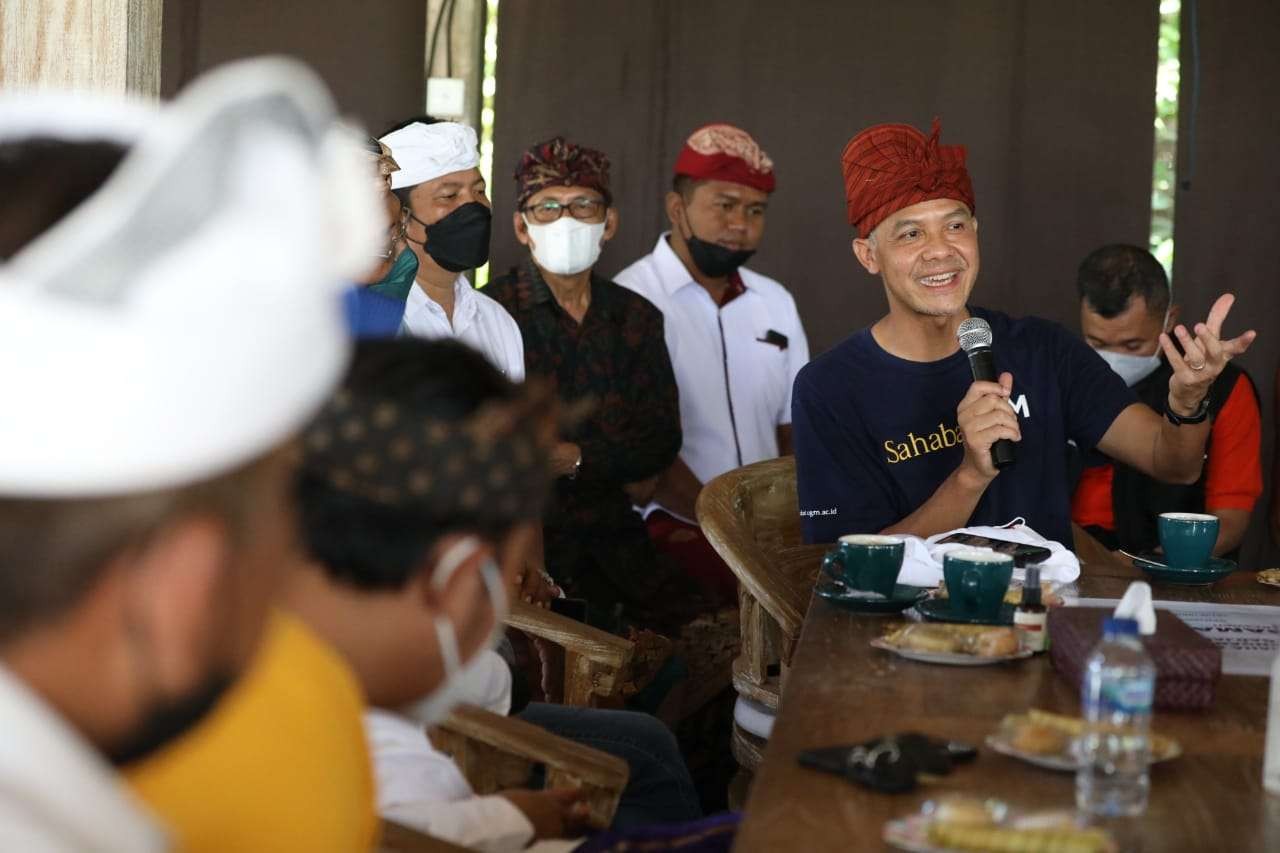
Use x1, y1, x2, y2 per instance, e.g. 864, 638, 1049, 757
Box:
286, 339, 703, 850
0, 58, 379, 849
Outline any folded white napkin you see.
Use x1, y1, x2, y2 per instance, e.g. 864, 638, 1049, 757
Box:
1113, 581, 1157, 635
894, 520, 1082, 588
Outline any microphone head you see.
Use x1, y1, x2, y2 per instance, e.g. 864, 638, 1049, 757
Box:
956, 317, 993, 353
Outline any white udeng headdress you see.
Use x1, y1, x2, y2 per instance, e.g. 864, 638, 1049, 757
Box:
0, 57, 382, 497
379, 121, 479, 189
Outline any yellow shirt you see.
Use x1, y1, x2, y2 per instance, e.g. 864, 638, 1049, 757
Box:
127, 611, 377, 852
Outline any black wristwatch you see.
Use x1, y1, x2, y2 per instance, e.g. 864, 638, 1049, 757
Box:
1164, 395, 1211, 426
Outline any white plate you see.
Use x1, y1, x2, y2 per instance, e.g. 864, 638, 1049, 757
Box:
985, 728, 1181, 772
870, 637, 1034, 666
884, 813, 1118, 853
883, 815, 942, 852
985, 733, 1077, 771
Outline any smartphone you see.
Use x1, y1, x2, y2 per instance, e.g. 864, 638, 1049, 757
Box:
937, 532, 1051, 567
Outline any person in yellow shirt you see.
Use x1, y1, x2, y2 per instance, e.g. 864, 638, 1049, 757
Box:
127, 610, 378, 852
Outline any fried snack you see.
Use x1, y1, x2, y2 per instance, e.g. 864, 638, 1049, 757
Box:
930, 797, 999, 828
1010, 722, 1069, 756
884, 623, 1020, 658
974, 629, 1020, 657
1021, 709, 1178, 760
927, 821, 1117, 853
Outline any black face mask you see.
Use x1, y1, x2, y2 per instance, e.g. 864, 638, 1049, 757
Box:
108, 670, 234, 767
408, 202, 492, 273
677, 206, 755, 279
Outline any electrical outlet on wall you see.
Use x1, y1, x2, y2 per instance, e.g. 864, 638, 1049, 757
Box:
426, 77, 466, 118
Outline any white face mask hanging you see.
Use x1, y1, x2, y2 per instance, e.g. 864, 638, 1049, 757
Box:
399, 535, 510, 726
524, 215, 606, 276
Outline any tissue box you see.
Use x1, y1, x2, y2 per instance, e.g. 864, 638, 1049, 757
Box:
1048, 607, 1222, 710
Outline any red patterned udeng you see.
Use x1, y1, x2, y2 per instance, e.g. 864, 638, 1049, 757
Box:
674, 123, 776, 193
840, 118, 974, 237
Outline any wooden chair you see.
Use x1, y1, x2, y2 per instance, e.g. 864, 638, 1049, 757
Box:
375, 705, 629, 851
696, 456, 826, 784
505, 600, 635, 707
431, 704, 630, 828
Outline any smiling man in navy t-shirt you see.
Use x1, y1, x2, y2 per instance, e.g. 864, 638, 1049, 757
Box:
792, 120, 1257, 547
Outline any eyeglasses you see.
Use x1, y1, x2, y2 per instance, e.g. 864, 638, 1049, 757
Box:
522, 197, 607, 224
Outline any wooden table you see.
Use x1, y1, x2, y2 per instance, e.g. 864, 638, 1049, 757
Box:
736, 541, 1280, 851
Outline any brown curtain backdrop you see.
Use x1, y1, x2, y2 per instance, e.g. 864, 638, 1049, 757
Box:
491, 0, 1158, 355
160, 0, 426, 135
1172, 0, 1280, 567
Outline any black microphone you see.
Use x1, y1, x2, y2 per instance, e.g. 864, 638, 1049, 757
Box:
956, 317, 1016, 470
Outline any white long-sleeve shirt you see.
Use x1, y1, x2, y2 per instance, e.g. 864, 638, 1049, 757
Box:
615, 234, 809, 521
401, 277, 526, 382
0, 666, 167, 852
365, 707, 535, 852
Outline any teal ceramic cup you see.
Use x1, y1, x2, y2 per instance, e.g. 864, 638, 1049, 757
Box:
1158, 512, 1219, 569
942, 549, 1014, 619
821, 534, 905, 597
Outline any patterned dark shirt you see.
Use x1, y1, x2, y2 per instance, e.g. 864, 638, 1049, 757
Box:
488, 263, 690, 627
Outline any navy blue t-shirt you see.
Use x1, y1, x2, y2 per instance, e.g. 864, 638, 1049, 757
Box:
792, 307, 1136, 547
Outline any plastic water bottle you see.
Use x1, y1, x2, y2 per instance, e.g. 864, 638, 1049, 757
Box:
1265, 651, 1280, 795
1075, 617, 1156, 817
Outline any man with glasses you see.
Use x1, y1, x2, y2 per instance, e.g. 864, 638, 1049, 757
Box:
615, 124, 809, 603
488, 137, 708, 635
379, 117, 524, 380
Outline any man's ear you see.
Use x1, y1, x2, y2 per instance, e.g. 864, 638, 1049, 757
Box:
513, 211, 532, 248
663, 191, 684, 230
602, 206, 619, 242
852, 236, 881, 275
123, 515, 231, 694
1166, 303, 1181, 331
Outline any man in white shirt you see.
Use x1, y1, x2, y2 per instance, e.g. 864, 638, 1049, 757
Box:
287, 339, 703, 851
615, 124, 809, 601
0, 59, 375, 850
379, 117, 526, 380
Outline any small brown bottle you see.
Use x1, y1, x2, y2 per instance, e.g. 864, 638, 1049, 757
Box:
1014, 566, 1048, 653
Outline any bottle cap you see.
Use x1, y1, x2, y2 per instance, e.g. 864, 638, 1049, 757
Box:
1104, 617, 1140, 636
1021, 567, 1042, 606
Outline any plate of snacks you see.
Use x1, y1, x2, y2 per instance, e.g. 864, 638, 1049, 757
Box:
1257, 568, 1280, 589
883, 796, 1118, 852
986, 708, 1182, 771
871, 623, 1032, 665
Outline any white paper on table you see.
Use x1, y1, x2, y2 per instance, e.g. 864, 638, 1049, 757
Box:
1068, 597, 1280, 677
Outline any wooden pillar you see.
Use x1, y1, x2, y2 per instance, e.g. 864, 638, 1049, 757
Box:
1, 0, 162, 97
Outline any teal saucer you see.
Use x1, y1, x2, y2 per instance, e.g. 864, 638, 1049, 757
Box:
915, 596, 1015, 626
1133, 551, 1237, 586
814, 578, 928, 614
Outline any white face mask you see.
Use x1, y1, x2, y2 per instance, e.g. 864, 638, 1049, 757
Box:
524, 215, 606, 276
1095, 349, 1162, 387
1092, 306, 1171, 387
399, 536, 510, 726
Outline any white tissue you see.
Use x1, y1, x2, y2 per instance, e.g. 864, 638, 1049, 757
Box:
892, 521, 1083, 588
1113, 581, 1157, 635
